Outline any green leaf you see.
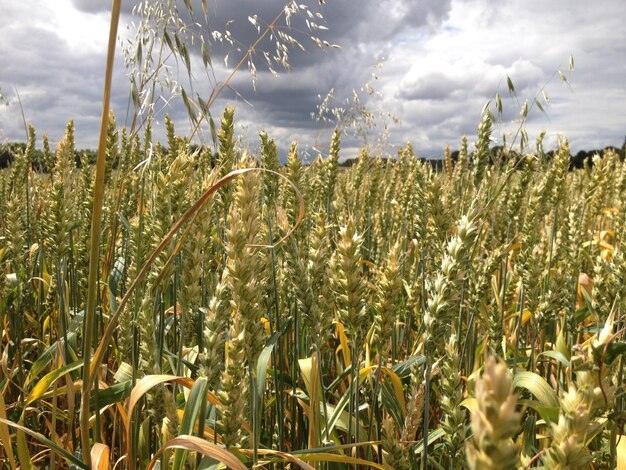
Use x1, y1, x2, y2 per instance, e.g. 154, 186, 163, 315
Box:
538, 350, 570, 368
91, 381, 132, 410
256, 331, 281, 412
521, 413, 536, 456
381, 379, 404, 427
324, 379, 355, 437
518, 399, 559, 423
26, 361, 83, 407
318, 401, 367, 442
113, 362, 134, 383
391, 354, 425, 379
255, 331, 281, 452
414, 427, 446, 456
27, 334, 77, 384
173, 377, 208, 470
513, 371, 559, 409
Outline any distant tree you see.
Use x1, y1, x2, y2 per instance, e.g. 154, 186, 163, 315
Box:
570, 150, 588, 169
339, 157, 359, 167
0, 142, 25, 169
0, 87, 8, 106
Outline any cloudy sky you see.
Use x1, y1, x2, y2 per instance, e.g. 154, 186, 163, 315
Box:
1, 0, 625, 160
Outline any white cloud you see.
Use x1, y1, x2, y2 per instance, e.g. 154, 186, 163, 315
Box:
34, 0, 109, 54
373, 0, 626, 154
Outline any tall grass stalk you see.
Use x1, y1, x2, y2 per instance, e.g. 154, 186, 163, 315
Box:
80, 0, 122, 464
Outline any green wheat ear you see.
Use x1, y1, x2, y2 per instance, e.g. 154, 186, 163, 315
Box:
218, 170, 265, 450
466, 356, 522, 470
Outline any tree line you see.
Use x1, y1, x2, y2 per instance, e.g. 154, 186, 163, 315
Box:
2, 136, 625, 171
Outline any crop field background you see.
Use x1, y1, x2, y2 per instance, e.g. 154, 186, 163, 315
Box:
2, 108, 626, 469
1, 1, 626, 469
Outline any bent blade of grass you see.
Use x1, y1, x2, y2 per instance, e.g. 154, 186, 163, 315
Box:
538, 350, 571, 368
241, 448, 316, 470
460, 397, 478, 414
146, 435, 246, 470
512, 370, 559, 409
298, 354, 321, 448
293, 451, 392, 469
126, 374, 221, 470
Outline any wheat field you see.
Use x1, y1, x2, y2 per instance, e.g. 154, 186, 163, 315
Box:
1, 104, 625, 469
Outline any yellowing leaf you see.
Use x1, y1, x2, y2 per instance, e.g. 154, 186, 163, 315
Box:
261, 316, 271, 333
91, 443, 110, 470
146, 435, 246, 470
0, 392, 17, 469
298, 355, 321, 448
294, 451, 392, 469
336, 322, 351, 368
25, 361, 83, 407
617, 435, 626, 469
460, 397, 478, 414
127, 375, 222, 470
601, 229, 615, 239
381, 368, 406, 415
577, 273, 593, 307
242, 449, 316, 470
175, 409, 223, 443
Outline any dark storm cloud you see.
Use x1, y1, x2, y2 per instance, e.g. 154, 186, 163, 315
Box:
70, 0, 111, 13
59, 0, 453, 150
